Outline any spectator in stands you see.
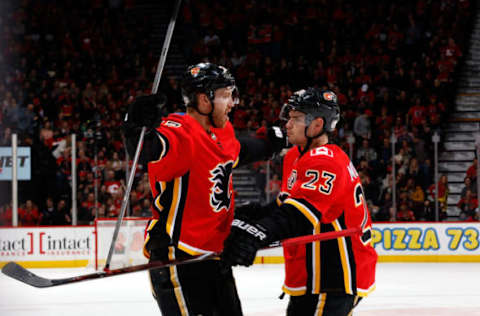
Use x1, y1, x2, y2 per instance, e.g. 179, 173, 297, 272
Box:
457, 189, 478, 221
353, 110, 371, 141
466, 157, 478, 187
356, 139, 377, 165
40, 197, 59, 225
79, 192, 98, 223
0, 203, 13, 226
460, 176, 476, 198
419, 199, 434, 221
428, 174, 449, 220
56, 199, 72, 225
0, 126, 12, 146
375, 191, 393, 221
397, 203, 416, 221
409, 184, 425, 216
19, 200, 41, 226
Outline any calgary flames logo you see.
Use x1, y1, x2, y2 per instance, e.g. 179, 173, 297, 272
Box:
323, 91, 336, 102
209, 161, 234, 213
190, 67, 200, 76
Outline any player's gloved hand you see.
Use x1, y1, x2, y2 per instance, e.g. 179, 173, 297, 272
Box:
124, 93, 168, 129
221, 218, 270, 267
256, 126, 288, 158
123, 93, 168, 158
234, 202, 269, 221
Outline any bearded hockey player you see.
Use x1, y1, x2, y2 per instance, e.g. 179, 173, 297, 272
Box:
123, 62, 285, 316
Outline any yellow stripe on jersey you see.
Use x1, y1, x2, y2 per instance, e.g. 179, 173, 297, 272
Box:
357, 283, 376, 297
168, 247, 189, 316
143, 219, 158, 259
283, 198, 320, 226
233, 156, 240, 168
283, 198, 321, 293
314, 293, 327, 316
177, 241, 212, 256
166, 177, 182, 238
282, 284, 307, 296
332, 220, 353, 295
151, 131, 169, 163
154, 181, 167, 212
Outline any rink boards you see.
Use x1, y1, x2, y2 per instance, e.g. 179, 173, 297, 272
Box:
0, 222, 479, 268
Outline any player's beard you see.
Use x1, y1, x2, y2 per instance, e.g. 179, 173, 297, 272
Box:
212, 109, 229, 128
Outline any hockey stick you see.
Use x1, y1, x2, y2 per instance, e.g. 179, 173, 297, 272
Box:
1, 252, 216, 288
1, 227, 359, 288
104, 0, 183, 271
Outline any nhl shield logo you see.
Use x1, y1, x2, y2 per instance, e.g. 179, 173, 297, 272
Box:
209, 161, 234, 212
287, 170, 297, 190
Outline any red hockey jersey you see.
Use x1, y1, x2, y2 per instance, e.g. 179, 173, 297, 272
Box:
280, 144, 377, 297
144, 113, 240, 256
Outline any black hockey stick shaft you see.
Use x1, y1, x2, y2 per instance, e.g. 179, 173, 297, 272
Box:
1, 252, 217, 288
105, 0, 183, 270
1, 228, 359, 288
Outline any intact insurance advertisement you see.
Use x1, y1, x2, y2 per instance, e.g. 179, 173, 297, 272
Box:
0, 226, 94, 267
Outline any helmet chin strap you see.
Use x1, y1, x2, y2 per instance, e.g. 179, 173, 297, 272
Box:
300, 125, 325, 156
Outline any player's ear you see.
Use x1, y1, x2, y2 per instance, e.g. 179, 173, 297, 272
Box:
197, 93, 212, 111
312, 117, 324, 133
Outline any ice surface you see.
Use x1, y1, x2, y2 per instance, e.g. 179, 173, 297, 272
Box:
1, 263, 479, 315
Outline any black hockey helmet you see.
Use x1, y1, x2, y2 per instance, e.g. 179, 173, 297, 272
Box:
181, 62, 239, 108
280, 87, 340, 133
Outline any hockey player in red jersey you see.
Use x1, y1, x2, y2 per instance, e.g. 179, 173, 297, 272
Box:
123, 62, 286, 316
222, 87, 377, 316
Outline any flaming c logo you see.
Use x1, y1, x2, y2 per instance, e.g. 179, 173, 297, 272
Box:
209, 161, 234, 213
323, 91, 335, 101
190, 67, 200, 76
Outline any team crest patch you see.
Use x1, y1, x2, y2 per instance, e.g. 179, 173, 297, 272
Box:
190, 67, 200, 76
209, 161, 234, 212
323, 91, 336, 102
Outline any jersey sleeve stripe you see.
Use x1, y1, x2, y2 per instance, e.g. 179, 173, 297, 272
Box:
283, 197, 322, 293
232, 156, 240, 168
283, 198, 321, 226
152, 130, 169, 162
177, 241, 214, 256
357, 283, 376, 297
331, 219, 354, 295
166, 177, 182, 238
154, 181, 167, 212
281, 284, 307, 296
142, 219, 159, 259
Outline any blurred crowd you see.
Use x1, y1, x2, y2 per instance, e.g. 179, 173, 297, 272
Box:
0, 0, 477, 226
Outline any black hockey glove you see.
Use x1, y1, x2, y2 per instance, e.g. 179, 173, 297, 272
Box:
123, 93, 168, 158
124, 93, 168, 129
267, 126, 288, 156
234, 202, 270, 221
222, 218, 271, 267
